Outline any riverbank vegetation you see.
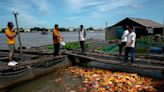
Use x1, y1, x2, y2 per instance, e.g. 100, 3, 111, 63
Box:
0, 26, 104, 33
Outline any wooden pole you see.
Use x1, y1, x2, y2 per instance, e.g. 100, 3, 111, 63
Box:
105, 22, 108, 40
105, 22, 108, 28
13, 12, 23, 59
163, 18, 164, 35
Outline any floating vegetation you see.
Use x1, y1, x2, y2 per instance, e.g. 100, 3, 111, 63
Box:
98, 45, 119, 52
62, 42, 94, 50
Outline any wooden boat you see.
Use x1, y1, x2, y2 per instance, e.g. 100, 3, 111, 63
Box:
62, 50, 164, 79
41, 30, 48, 35
0, 51, 71, 92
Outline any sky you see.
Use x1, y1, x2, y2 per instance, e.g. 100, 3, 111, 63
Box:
0, 0, 164, 29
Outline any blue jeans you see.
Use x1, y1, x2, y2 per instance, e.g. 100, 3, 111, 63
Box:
124, 47, 134, 63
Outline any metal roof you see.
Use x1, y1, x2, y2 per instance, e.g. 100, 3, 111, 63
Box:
129, 18, 162, 28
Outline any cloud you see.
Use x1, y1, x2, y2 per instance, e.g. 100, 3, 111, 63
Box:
97, 0, 132, 12
32, 0, 50, 15
65, 0, 144, 18
2, 0, 51, 28
65, 0, 104, 13
0, 0, 148, 28
65, 0, 84, 11
89, 0, 144, 18
90, 11, 103, 18
68, 16, 79, 21
131, 4, 143, 8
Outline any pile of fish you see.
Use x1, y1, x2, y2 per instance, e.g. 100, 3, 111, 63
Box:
65, 66, 157, 92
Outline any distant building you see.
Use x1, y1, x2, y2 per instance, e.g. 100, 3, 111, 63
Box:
24, 29, 31, 32
106, 17, 163, 40
48, 29, 51, 32
69, 27, 74, 32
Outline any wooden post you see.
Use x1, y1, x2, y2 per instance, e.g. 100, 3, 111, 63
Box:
13, 12, 23, 59
105, 22, 108, 40
163, 18, 164, 35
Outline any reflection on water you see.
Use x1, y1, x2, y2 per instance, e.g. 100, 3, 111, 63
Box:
0, 31, 105, 49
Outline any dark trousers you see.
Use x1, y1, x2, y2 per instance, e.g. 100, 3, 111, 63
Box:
124, 47, 134, 63
119, 42, 126, 55
54, 43, 60, 56
80, 41, 85, 53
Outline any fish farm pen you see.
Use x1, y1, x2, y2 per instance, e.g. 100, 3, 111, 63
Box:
0, 38, 164, 92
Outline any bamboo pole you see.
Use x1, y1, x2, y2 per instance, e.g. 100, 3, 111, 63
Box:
13, 12, 23, 60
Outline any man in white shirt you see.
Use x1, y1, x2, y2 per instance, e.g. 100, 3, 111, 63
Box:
79, 25, 86, 54
124, 25, 136, 65
119, 26, 129, 55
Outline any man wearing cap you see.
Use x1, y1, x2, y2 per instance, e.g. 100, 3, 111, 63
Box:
5, 22, 18, 66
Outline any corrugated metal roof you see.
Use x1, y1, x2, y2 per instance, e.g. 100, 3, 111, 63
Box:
129, 18, 162, 28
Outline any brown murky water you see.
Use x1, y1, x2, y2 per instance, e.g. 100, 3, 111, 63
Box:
9, 68, 83, 92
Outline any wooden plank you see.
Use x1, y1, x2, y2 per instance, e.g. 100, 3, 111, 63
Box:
0, 52, 39, 59
63, 51, 164, 71
0, 55, 65, 70
0, 57, 8, 61
94, 51, 164, 60
87, 52, 164, 65
22, 50, 52, 55
72, 51, 164, 65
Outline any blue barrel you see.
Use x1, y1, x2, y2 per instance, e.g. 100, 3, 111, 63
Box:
150, 47, 162, 54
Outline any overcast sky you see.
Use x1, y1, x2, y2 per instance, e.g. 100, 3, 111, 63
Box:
0, 0, 164, 29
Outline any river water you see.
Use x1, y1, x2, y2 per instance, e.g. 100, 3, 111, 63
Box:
9, 68, 84, 92
1, 31, 105, 92
0, 31, 105, 49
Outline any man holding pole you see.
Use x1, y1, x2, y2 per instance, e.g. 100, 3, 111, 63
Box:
5, 22, 18, 66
